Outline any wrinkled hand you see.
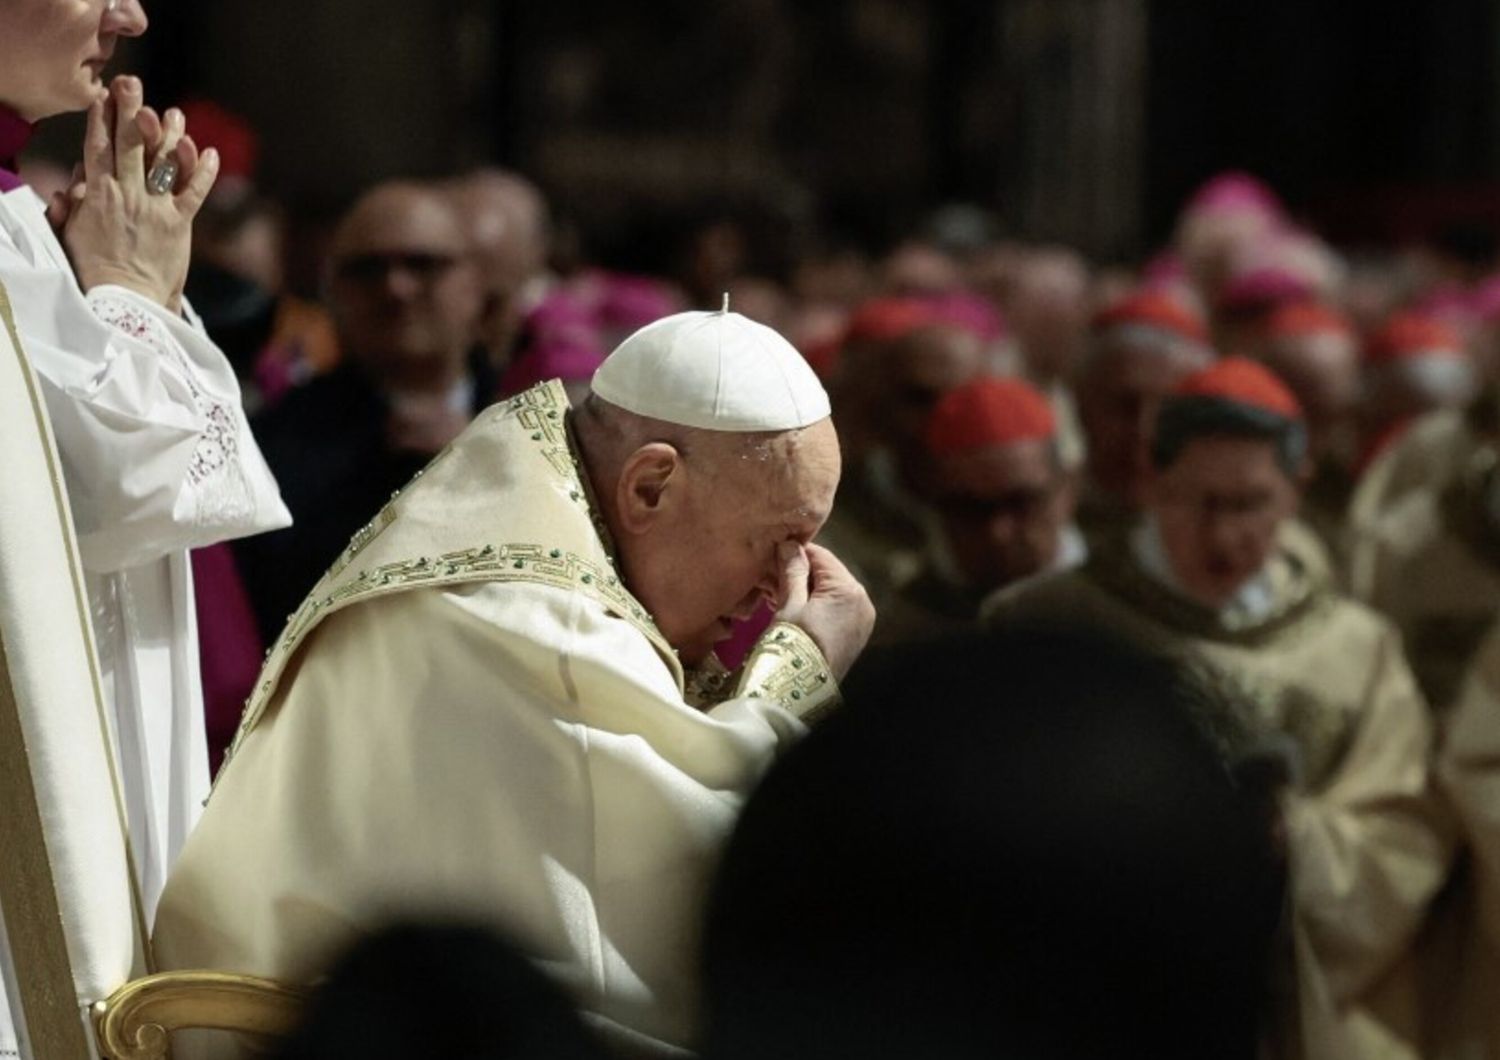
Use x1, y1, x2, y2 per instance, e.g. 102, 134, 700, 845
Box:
774, 542, 875, 680
62, 76, 217, 311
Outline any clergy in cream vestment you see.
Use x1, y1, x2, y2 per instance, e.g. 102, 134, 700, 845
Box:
1351, 439, 1500, 715
155, 310, 867, 1057
987, 359, 1448, 1060
1437, 620, 1500, 1059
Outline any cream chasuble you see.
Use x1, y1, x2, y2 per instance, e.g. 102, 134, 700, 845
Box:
0, 187, 289, 1056
1350, 446, 1500, 717
1437, 621, 1500, 1060
1348, 400, 1494, 576
154, 381, 838, 1058
985, 541, 1449, 1060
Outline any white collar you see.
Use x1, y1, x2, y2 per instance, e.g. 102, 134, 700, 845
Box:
1130, 514, 1278, 627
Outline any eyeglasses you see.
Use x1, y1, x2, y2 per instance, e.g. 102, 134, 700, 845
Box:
334, 252, 460, 285
1157, 487, 1280, 525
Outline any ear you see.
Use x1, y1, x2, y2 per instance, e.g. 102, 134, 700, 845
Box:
1054, 468, 1081, 522
615, 443, 683, 536
1280, 467, 1304, 519
1293, 454, 1315, 490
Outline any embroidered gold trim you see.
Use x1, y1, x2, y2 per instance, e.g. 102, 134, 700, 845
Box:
219, 382, 680, 781
685, 655, 737, 710
327, 505, 396, 581
737, 622, 840, 724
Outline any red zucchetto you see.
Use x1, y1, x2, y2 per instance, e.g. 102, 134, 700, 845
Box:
1153, 357, 1307, 474
925, 376, 1057, 456
1092, 291, 1209, 345
178, 99, 261, 182
1264, 300, 1354, 340
1365, 312, 1466, 364
842, 297, 938, 348
1169, 356, 1304, 421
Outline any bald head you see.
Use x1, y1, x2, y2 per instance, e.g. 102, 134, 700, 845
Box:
877, 324, 985, 489
328, 181, 483, 392
1010, 247, 1090, 380
444, 169, 551, 366
333, 182, 469, 263
574, 394, 841, 665
445, 168, 550, 293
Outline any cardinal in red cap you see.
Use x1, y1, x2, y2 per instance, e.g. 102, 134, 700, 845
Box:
1092, 290, 1210, 346
1255, 301, 1362, 558
1133, 356, 1315, 607
870, 376, 1085, 644
828, 295, 986, 478
987, 354, 1448, 1060
1360, 311, 1478, 472
1076, 290, 1215, 540
818, 296, 989, 632
1258, 303, 1358, 438
1213, 265, 1317, 356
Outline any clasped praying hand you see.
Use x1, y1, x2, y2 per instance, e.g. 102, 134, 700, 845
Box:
49, 74, 218, 312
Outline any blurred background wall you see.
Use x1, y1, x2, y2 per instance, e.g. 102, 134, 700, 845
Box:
120, 0, 1500, 267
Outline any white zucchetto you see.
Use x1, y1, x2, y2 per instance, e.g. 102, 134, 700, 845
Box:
590, 306, 831, 432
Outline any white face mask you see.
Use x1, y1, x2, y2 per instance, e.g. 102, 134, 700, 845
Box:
1379, 353, 1477, 405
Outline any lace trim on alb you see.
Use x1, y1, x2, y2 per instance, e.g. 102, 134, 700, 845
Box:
88, 290, 253, 525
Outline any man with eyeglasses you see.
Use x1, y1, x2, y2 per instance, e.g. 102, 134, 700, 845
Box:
819, 313, 986, 620
986, 359, 1449, 1060
870, 375, 1084, 645
234, 180, 491, 643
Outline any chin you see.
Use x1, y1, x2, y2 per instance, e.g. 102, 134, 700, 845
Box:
68, 73, 108, 110
23, 87, 95, 122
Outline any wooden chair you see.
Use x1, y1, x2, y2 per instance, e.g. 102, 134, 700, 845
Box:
0, 281, 304, 1059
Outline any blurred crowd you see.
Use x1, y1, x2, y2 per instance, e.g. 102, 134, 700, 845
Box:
22, 93, 1500, 1059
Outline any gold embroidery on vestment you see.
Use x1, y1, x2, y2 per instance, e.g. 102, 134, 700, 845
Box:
738, 622, 840, 724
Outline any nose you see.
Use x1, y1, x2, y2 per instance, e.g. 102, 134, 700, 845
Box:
1201, 509, 1244, 560
104, 0, 149, 38
986, 511, 1019, 547
381, 265, 424, 302
753, 553, 788, 607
